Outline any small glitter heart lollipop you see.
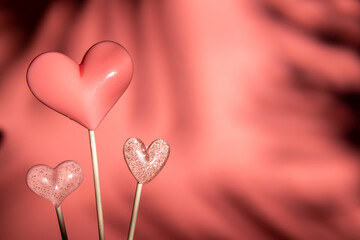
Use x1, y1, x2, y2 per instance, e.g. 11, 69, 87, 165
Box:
124, 138, 170, 184
26, 160, 84, 206
26, 160, 84, 240
123, 137, 170, 239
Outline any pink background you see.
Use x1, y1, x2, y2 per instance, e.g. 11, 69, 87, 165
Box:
0, 0, 360, 239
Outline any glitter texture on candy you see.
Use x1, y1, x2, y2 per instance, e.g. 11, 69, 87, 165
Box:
124, 138, 170, 184
26, 160, 84, 207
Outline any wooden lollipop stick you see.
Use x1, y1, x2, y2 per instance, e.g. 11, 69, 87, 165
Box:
55, 206, 68, 240
88, 130, 105, 240
128, 183, 143, 240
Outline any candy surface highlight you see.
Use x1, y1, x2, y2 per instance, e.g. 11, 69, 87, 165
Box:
27, 41, 133, 130
26, 160, 84, 207
124, 138, 170, 184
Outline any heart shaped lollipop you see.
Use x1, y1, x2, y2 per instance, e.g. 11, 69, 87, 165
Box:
27, 40, 133, 130
26, 160, 84, 207
124, 138, 170, 184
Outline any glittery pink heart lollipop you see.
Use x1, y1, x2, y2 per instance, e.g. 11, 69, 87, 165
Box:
124, 138, 170, 184
124, 138, 170, 239
27, 40, 133, 130
26, 160, 84, 207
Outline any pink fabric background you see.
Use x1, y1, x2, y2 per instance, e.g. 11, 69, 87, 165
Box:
0, 0, 359, 239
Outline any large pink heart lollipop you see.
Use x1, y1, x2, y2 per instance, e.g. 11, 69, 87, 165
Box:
124, 138, 170, 184
26, 160, 84, 207
27, 40, 133, 130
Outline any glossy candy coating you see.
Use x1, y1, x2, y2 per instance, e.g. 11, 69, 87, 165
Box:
124, 138, 170, 184
26, 160, 84, 207
27, 41, 133, 130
